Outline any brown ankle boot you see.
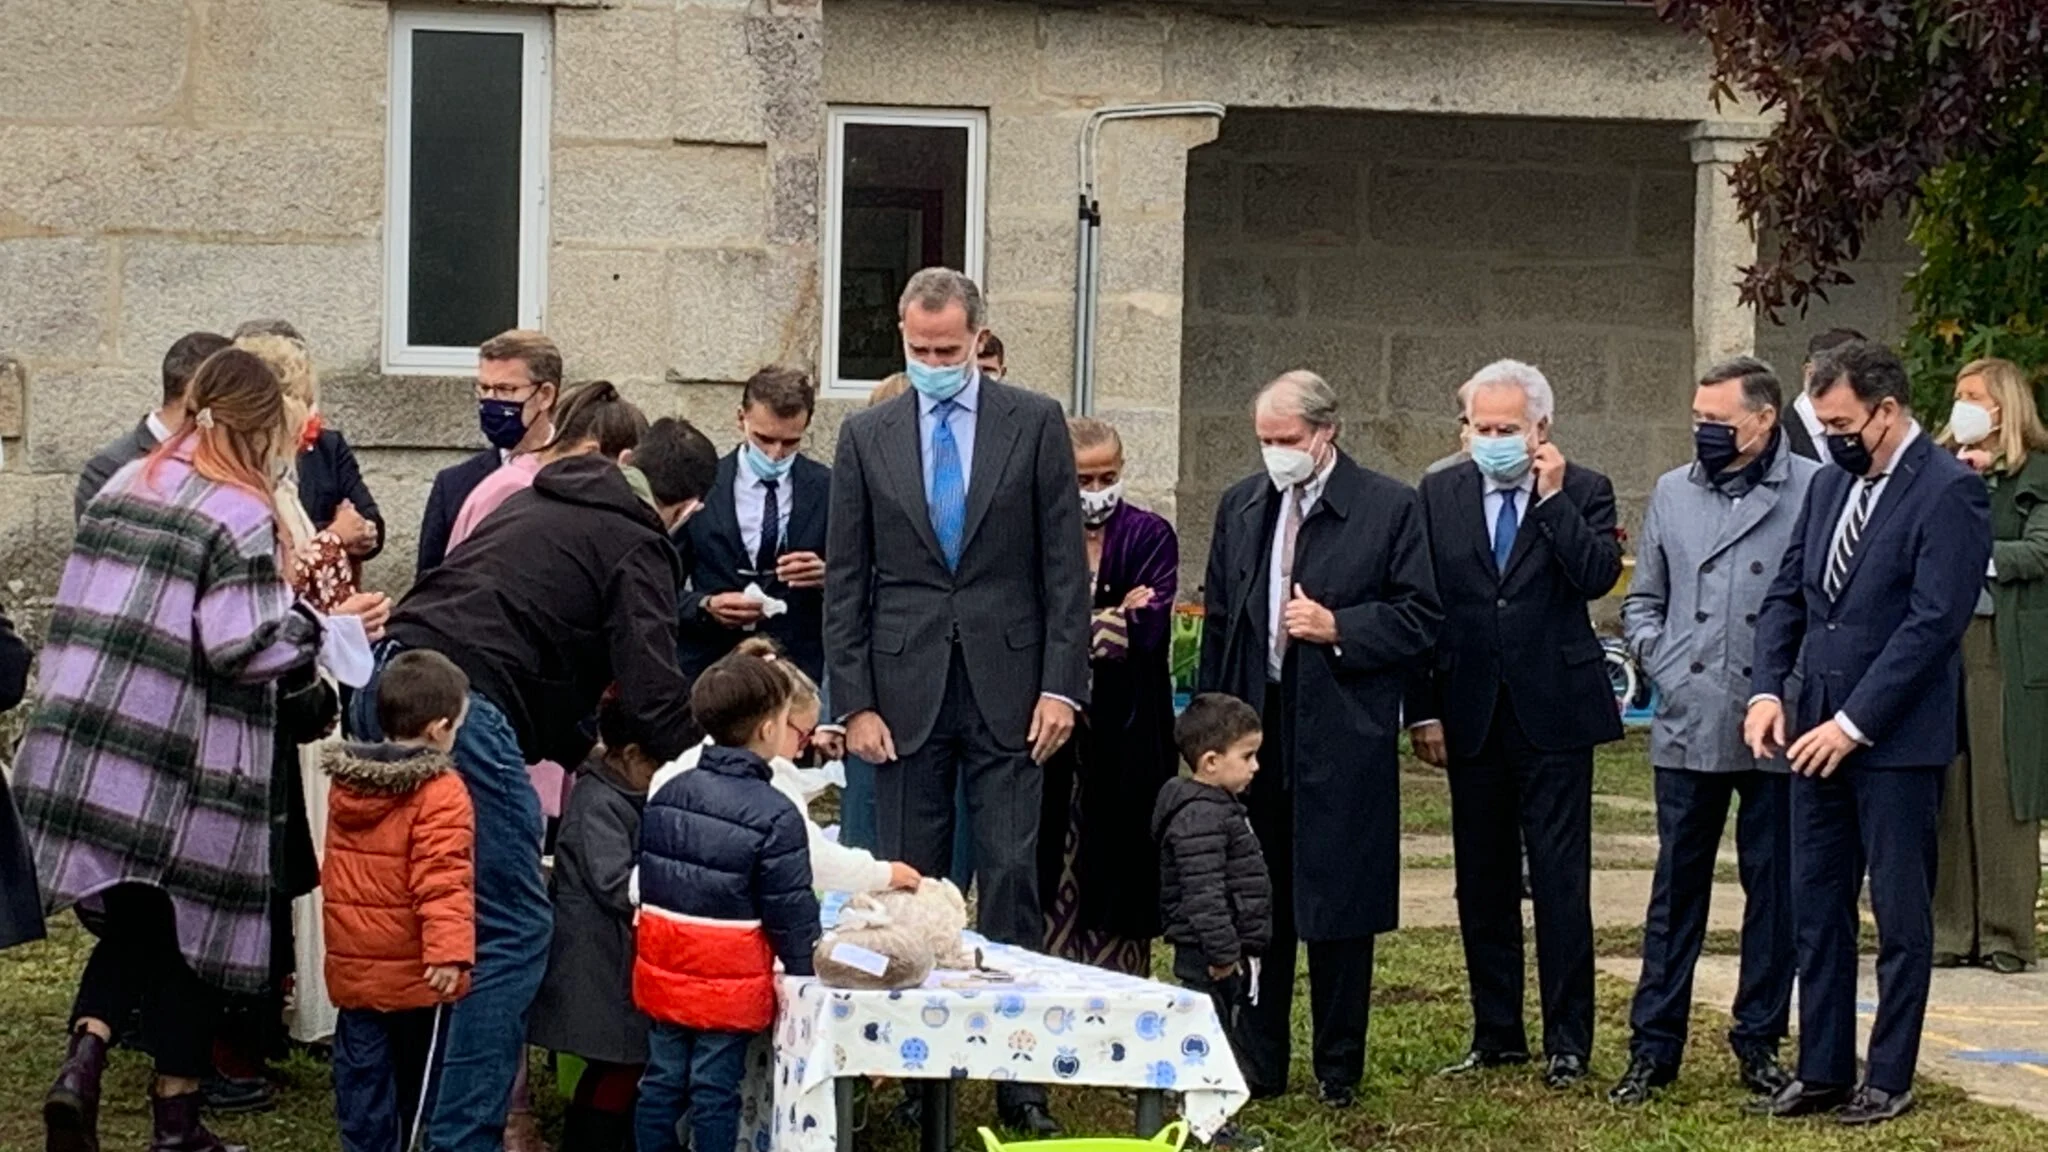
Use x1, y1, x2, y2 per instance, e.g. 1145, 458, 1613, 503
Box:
148, 1092, 249, 1152
44, 1028, 109, 1152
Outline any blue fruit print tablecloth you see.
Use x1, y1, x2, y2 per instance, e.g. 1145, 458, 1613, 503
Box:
738, 935, 1249, 1151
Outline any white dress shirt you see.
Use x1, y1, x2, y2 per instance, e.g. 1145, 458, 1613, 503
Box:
1267, 452, 1337, 682
733, 460, 795, 564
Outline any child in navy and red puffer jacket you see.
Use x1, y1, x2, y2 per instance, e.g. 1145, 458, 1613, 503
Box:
632, 651, 819, 1152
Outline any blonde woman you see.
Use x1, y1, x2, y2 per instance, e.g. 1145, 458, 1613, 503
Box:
1932, 358, 2048, 974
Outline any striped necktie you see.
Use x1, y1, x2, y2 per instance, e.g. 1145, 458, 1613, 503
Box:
1824, 476, 1881, 600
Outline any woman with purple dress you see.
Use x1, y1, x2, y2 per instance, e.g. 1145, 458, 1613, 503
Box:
1040, 417, 1181, 975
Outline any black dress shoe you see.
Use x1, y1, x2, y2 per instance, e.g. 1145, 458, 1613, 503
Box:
1838, 1085, 1914, 1126
1606, 1055, 1676, 1106
1317, 1081, 1356, 1109
1986, 951, 2029, 975
1544, 1054, 1590, 1089
1732, 1044, 1792, 1097
1000, 1102, 1063, 1137
1438, 1050, 1531, 1076
1744, 1079, 1852, 1117
199, 1076, 273, 1116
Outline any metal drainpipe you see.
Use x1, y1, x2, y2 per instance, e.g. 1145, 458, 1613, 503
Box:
1071, 102, 1226, 415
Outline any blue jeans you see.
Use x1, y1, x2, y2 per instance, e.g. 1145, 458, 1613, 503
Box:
332, 1006, 444, 1152
350, 657, 552, 1152
634, 1024, 754, 1152
841, 756, 974, 890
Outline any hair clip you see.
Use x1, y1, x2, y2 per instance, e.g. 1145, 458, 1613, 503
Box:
194, 407, 216, 429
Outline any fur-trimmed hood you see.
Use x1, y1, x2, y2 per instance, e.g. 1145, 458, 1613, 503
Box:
323, 741, 455, 798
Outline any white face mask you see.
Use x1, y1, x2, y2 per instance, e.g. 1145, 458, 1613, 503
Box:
1079, 481, 1124, 527
1948, 401, 1996, 446
1262, 443, 1318, 489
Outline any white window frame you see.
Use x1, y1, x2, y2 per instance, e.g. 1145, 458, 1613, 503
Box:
821, 106, 988, 400
383, 7, 552, 375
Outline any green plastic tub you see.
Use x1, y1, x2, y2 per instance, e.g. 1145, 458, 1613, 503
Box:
977, 1121, 1188, 1151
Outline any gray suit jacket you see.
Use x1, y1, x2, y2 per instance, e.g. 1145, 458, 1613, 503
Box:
825, 380, 1091, 755
1624, 436, 1819, 772
74, 419, 157, 520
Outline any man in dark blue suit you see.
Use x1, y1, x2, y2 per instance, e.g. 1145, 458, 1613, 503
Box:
1745, 340, 1992, 1126
416, 329, 562, 578
676, 366, 831, 689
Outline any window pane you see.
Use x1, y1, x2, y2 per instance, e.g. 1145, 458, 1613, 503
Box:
836, 122, 970, 380
408, 29, 524, 349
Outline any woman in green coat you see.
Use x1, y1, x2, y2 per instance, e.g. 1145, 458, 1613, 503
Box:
1933, 357, 2048, 974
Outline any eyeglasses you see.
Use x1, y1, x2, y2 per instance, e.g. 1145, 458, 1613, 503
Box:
786, 718, 816, 754
475, 380, 538, 402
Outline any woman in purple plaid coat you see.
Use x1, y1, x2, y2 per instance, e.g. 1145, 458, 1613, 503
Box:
11, 348, 388, 1152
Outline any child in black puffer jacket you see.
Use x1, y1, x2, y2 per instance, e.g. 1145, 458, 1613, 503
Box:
1153, 693, 1273, 1029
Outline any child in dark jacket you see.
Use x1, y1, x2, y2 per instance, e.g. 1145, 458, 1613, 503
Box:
321, 650, 475, 1152
1153, 693, 1273, 1031
528, 689, 658, 1152
633, 651, 820, 1152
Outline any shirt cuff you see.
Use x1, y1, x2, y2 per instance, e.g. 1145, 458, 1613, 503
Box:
1834, 710, 1871, 746
1040, 692, 1079, 710
815, 723, 846, 736
1406, 719, 1441, 732
1747, 693, 1780, 708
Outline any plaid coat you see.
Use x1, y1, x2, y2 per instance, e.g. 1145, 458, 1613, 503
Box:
14, 447, 319, 994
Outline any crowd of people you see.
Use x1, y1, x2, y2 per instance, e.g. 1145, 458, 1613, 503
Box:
0, 265, 2041, 1152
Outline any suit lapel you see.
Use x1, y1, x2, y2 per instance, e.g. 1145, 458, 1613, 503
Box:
959, 382, 1021, 556
876, 394, 947, 566
1233, 485, 1276, 646
705, 451, 743, 563
1451, 464, 1496, 576
1834, 435, 1929, 598
1703, 481, 1778, 565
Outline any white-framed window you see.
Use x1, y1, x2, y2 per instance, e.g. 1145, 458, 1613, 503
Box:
821, 107, 987, 398
383, 7, 552, 375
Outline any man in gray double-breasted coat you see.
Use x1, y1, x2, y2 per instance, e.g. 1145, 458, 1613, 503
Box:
1610, 356, 1820, 1106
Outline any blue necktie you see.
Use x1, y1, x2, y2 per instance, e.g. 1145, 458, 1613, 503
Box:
929, 399, 966, 570
1492, 489, 1519, 573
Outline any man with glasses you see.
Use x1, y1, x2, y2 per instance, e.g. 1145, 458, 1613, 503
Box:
416, 329, 562, 577
1608, 356, 1815, 1107
676, 366, 832, 696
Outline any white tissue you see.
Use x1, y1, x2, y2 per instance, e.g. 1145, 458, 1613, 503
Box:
317, 613, 373, 688
742, 581, 789, 619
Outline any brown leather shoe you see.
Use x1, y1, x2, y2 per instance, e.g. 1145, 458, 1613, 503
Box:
148, 1092, 248, 1152
44, 1028, 109, 1152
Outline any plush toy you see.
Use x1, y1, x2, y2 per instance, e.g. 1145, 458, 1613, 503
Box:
813, 879, 974, 990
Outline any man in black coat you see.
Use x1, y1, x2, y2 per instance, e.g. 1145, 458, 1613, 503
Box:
73, 331, 231, 519
1407, 359, 1624, 1090
1197, 370, 1441, 1107
415, 329, 562, 578
676, 366, 831, 687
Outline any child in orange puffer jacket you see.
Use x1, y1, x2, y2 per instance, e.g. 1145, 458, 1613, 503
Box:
321, 650, 476, 1152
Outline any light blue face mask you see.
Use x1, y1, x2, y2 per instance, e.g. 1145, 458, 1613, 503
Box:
742, 439, 796, 482
904, 348, 975, 402
1470, 434, 1532, 483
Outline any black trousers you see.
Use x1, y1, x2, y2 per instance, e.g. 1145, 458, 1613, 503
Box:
1229, 683, 1376, 1096
1791, 766, 1943, 1094
333, 1006, 445, 1152
876, 643, 1046, 1109
1627, 768, 1793, 1067
1447, 690, 1595, 1059
70, 883, 220, 1079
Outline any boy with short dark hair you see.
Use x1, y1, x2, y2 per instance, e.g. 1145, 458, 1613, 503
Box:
633, 652, 819, 1152
1156, 693, 1272, 1016
322, 649, 475, 1152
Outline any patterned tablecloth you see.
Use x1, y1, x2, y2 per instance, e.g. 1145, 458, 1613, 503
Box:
739, 935, 1249, 1151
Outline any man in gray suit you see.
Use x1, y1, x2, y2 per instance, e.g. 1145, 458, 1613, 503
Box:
73, 331, 232, 519
826, 267, 1090, 1135
1610, 355, 1819, 1106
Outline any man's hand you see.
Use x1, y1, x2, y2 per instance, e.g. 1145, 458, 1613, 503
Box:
1120, 585, 1155, 613
887, 862, 923, 890
1532, 443, 1567, 500
846, 710, 896, 764
332, 591, 391, 640
812, 728, 845, 761
705, 592, 765, 627
1788, 719, 1857, 778
424, 964, 463, 999
1743, 698, 1787, 760
775, 551, 827, 589
1410, 721, 1447, 768
1027, 696, 1076, 765
1282, 584, 1338, 645
330, 500, 379, 557
1959, 448, 1996, 474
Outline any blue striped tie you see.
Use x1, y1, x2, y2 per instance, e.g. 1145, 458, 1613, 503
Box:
930, 399, 966, 570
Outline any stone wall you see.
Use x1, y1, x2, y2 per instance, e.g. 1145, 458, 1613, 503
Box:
1750, 214, 1919, 380
0, 0, 822, 594
1176, 110, 1700, 591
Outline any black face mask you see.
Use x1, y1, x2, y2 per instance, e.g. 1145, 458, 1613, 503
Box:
1827, 407, 1887, 477
1693, 422, 1742, 475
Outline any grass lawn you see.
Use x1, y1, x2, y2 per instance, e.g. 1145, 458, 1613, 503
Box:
6, 922, 2046, 1152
